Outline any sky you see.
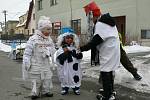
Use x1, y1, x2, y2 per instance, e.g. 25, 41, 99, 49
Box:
0, 0, 31, 27
0, 40, 150, 93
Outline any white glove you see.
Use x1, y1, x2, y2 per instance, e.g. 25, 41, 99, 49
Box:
23, 58, 31, 71
42, 47, 50, 58
24, 62, 31, 71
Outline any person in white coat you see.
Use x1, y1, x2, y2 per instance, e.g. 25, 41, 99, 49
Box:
80, 13, 120, 100
22, 16, 56, 99
55, 32, 83, 95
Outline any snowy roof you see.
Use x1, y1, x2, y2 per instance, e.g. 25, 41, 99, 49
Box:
16, 20, 27, 27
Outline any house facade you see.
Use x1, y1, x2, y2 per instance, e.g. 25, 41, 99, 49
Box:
34, 0, 150, 46
16, 13, 28, 35
6, 20, 19, 36
25, 0, 36, 36
0, 20, 19, 40
1, 20, 19, 35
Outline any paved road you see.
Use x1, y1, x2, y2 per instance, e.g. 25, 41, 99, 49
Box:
0, 51, 150, 100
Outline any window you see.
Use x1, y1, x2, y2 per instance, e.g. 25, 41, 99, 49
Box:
22, 18, 24, 23
32, 29, 35, 33
141, 30, 150, 39
52, 22, 61, 35
50, 0, 57, 6
33, 13, 35, 20
38, 0, 43, 10
71, 19, 81, 35
28, 30, 30, 35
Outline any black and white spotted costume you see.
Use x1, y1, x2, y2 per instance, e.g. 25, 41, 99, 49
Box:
55, 32, 83, 88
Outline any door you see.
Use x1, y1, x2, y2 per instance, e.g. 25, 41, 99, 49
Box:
113, 16, 126, 44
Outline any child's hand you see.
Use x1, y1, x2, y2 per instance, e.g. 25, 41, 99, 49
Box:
63, 47, 70, 53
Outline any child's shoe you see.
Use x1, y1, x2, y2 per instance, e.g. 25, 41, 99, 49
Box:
61, 87, 69, 95
43, 92, 53, 97
73, 87, 80, 95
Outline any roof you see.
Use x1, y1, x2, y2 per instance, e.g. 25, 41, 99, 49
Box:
16, 20, 27, 27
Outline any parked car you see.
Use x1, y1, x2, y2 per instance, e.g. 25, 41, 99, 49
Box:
16, 48, 25, 60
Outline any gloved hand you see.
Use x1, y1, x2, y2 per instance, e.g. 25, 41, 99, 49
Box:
42, 47, 50, 58
23, 58, 31, 71
24, 62, 31, 71
71, 49, 77, 57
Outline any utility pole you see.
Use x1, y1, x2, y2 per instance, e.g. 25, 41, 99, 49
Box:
0, 22, 3, 30
69, 0, 72, 25
2, 10, 7, 41
0, 22, 3, 39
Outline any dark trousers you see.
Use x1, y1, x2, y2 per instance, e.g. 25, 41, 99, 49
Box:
101, 71, 114, 100
120, 45, 137, 74
91, 47, 100, 66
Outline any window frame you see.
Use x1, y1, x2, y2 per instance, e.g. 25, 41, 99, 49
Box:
50, 0, 57, 6
141, 29, 150, 39
71, 19, 81, 35
38, 0, 43, 10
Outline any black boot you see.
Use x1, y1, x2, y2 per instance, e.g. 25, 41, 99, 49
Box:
72, 87, 80, 95
31, 95, 39, 99
98, 88, 116, 97
132, 72, 142, 80
61, 87, 69, 95
43, 92, 53, 97
96, 93, 106, 100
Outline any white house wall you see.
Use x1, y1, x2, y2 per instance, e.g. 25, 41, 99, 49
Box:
28, 5, 36, 35
137, 0, 150, 46
35, 0, 150, 46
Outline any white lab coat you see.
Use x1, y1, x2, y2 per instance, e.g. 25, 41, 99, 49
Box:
95, 22, 120, 72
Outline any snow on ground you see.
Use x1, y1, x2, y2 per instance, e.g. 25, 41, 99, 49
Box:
143, 54, 150, 58
0, 41, 26, 53
124, 45, 150, 53
1, 41, 150, 93
0, 42, 11, 52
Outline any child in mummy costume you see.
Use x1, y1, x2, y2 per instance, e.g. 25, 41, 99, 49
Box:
55, 32, 83, 95
22, 16, 56, 99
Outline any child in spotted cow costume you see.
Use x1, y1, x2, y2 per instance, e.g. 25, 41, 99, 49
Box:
55, 32, 83, 95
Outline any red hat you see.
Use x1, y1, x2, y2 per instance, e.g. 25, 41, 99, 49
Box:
92, 9, 101, 17
83, 1, 101, 17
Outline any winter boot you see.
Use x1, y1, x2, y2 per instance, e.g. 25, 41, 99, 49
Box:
42, 92, 53, 97
98, 89, 116, 96
96, 93, 106, 100
132, 72, 142, 80
96, 93, 116, 100
97, 89, 116, 100
61, 87, 69, 95
31, 95, 39, 100
72, 87, 80, 95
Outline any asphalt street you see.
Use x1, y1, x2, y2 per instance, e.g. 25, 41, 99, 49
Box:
0, 51, 150, 100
